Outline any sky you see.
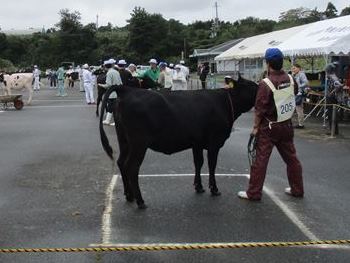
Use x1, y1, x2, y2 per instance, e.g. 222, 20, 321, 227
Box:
0, 0, 349, 30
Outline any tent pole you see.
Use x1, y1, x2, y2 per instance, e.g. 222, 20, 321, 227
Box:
323, 54, 329, 128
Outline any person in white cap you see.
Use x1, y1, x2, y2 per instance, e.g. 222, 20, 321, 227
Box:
223, 76, 234, 89
118, 59, 134, 86
158, 62, 173, 90
138, 59, 160, 89
172, 64, 187, 90
33, 65, 41, 91
82, 64, 95, 105
128, 63, 137, 77
100, 59, 122, 126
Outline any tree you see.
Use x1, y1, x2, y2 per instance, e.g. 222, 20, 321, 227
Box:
324, 2, 338, 18
340, 6, 350, 16
55, 9, 82, 33
127, 7, 168, 63
276, 7, 322, 29
0, 33, 7, 54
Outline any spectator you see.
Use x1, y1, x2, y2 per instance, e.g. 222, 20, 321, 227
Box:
128, 63, 138, 77
223, 76, 234, 89
200, 63, 210, 89
33, 65, 40, 91
138, 59, 160, 89
291, 64, 309, 129
78, 65, 84, 92
118, 59, 134, 86
100, 59, 122, 126
158, 62, 173, 90
82, 64, 95, 105
49, 69, 57, 89
326, 63, 343, 135
172, 64, 187, 90
56, 66, 67, 97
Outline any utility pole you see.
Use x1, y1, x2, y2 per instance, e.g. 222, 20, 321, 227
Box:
210, 1, 220, 38
96, 14, 99, 30
215, 1, 219, 22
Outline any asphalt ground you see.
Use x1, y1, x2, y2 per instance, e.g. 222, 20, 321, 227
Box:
0, 82, 350, 262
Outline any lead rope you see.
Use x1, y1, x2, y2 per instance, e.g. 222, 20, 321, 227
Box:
227, 91, 235, 122
247, 134, 258, 166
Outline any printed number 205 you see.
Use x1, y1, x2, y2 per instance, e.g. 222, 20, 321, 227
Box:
280, 102, 293, 114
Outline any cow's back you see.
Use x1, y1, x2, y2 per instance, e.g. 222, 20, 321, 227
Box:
6, 73, 33, 89
118, 88, 233, 154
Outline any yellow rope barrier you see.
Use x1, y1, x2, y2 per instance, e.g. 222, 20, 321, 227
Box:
1, 240, 350, 253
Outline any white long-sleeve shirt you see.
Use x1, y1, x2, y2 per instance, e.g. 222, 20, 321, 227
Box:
82, 69, 93, 84
172, 70, 187, 90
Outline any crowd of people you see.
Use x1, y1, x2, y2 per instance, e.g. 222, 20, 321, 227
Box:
30, 51, 348, 136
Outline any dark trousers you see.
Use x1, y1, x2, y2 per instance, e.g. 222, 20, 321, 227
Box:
201, 80, 206, 89
50, 78, 56, 87
327, 96, 339, 135
247, 121, 304, 200
107, 98, 116, 113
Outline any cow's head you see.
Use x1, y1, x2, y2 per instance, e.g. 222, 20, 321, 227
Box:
229, 75, 258, 118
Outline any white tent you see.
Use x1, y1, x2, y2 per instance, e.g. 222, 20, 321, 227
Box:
279, 15, 350, 57
215, 24, 308, 61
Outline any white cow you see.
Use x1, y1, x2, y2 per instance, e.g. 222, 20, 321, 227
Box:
0, 73, 34, 104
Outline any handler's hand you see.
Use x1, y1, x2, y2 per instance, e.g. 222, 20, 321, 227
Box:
251, 127, 258, 136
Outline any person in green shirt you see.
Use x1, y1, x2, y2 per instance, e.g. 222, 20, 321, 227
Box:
139, 58, 160, 89
56, 66, 67, 96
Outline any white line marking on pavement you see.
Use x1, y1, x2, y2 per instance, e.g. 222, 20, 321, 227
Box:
33, 99, 83, 102
0, 111, 4, 113
101, 174, 118, 245
139, 173, 249, 177
96, 173, 346, 250
26, 105, 90, 109
263, 186, 319, 241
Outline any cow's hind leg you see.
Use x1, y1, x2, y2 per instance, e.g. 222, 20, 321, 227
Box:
125, 144, 147, 209
207, 147, 221, 196
192, 147, 205, 193
116, 128, 134, 202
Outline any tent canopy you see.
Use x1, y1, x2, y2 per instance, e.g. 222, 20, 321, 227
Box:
215, 25, 308, 61
215, 15, 350, 61
279, 15, 350, 57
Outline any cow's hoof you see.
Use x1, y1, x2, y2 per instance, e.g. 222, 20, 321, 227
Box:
210, 189, 221, 196
125, 195, 135, 203
195, 187, 205, 194
137, 203, 147, 209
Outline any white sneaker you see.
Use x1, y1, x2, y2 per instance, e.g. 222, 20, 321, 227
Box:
109, 122, 115, 126
237, 191, 249, 199
102, 120, 110, 125
285, 187, 292, 195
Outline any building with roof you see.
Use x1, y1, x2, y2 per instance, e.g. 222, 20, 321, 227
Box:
190, 38, 243, 73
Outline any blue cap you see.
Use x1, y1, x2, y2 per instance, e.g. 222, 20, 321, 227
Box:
265, 48, 283, 61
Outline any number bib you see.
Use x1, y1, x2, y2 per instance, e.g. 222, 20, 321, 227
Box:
263, 75, 295, 123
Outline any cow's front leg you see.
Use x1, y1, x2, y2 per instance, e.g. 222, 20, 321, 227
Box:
192, 147, 205, 193
207, 147, 221, 196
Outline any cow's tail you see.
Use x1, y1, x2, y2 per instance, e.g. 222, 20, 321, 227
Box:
99, 85, 120, 160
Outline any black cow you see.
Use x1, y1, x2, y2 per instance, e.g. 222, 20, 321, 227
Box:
100, 76, 258, 209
